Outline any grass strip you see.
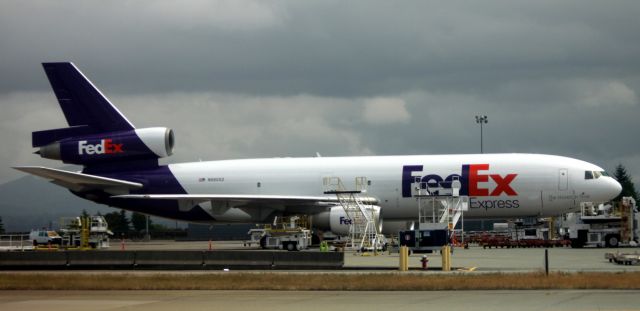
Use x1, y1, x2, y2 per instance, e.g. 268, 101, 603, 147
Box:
1, 272, 640, 290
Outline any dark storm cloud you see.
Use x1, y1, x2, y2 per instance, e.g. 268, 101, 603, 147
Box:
1, 0, 639, 185
2, 1, 640, 95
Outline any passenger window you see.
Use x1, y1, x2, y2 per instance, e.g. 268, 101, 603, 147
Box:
585, 171, 593, 180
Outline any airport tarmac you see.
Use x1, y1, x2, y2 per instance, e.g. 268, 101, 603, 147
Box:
115, 240, 640, 273
0, 290, 638, 311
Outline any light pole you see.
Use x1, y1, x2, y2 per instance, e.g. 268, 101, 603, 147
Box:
475, 115, 488, 153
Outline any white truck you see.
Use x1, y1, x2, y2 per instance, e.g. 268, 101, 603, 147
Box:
561, 197, 638, 248
29, 230, 62, 246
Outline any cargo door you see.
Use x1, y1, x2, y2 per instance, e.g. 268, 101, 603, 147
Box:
558, 168, 568, 191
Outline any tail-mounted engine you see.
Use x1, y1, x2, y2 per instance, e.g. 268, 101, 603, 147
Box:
36, 127, 174, 165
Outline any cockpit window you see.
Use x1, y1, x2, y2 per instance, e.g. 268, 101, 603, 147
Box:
585, 171, 593, 180
585, 170, 609, 180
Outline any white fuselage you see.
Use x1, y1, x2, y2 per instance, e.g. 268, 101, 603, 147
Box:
167, 153, 621, 221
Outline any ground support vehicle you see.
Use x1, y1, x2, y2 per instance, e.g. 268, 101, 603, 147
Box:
561, 197, 638, 248
605, 252, 640, 265
478, 233, 569, 248
29, 230, 62, 246
59, 216, 112, 249
399, 228, 449, 253
246, 216, 312, 251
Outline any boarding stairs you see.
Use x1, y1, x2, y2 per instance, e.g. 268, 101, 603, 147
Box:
323, 176, 383, 251
413, 176, 469, 242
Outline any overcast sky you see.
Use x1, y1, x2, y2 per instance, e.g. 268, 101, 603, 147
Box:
1, 0, 639, 186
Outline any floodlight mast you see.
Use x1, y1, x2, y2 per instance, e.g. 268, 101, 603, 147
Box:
475, 115, 488, 154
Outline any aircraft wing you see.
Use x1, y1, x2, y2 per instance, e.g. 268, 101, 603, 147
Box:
112, 194, 379, 213
113, 194, 341, 202
13, 166, 143, 194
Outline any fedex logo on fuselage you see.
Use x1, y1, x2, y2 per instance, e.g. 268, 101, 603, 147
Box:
78, 139, 123, 155
402, 164, 517, 198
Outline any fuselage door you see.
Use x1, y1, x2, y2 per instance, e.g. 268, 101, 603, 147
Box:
558, 168, 568, 191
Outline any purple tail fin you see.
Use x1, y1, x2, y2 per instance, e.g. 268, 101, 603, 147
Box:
34, 62, 135, 147
33, 62, 173, 170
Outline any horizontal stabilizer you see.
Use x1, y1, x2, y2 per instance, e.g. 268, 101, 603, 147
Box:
32, 125, 95, 147
13, 166, 143, 193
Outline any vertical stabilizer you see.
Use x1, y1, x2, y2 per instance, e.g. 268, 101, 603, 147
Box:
42, 62, 135, 132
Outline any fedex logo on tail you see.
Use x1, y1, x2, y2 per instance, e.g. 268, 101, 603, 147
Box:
402, 164, 517, 198
78, 139, 124, 155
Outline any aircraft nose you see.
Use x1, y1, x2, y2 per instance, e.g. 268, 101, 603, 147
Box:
608, 178, 623, 199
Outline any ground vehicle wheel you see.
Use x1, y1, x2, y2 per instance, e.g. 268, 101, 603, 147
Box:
605, 235, 620, 248
259, 236, 268, 249
286, 242, 296, 251
33, 240, 38, 246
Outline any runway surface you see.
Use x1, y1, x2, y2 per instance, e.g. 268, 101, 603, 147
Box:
0, 290, 638, 311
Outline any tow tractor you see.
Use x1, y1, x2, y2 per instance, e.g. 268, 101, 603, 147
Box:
246, 216, 311, 251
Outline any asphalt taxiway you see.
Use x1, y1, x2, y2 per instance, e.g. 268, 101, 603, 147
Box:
0, 290, 638, 311
116, 240, 640, 273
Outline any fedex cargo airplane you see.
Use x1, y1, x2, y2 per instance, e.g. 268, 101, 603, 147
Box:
15, 62, 622, 235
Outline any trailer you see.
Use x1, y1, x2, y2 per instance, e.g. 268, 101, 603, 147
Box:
478, 232, 570, 249
561, 197, 638, 248
605, 252, 640, 265
478, 222, 570, 249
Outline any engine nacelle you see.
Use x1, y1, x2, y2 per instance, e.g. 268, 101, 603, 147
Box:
313, 205, 382, 236
38, 127, 174, 164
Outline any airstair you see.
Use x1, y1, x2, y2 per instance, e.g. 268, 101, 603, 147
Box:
413, 176, 468, 243
323, 176, 384, 251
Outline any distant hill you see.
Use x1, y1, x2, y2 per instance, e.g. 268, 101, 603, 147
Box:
0, 171, 119, 232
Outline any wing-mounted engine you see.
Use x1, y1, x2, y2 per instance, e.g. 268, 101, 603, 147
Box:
313, 205, 382, 236
35, 127, 174, 165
